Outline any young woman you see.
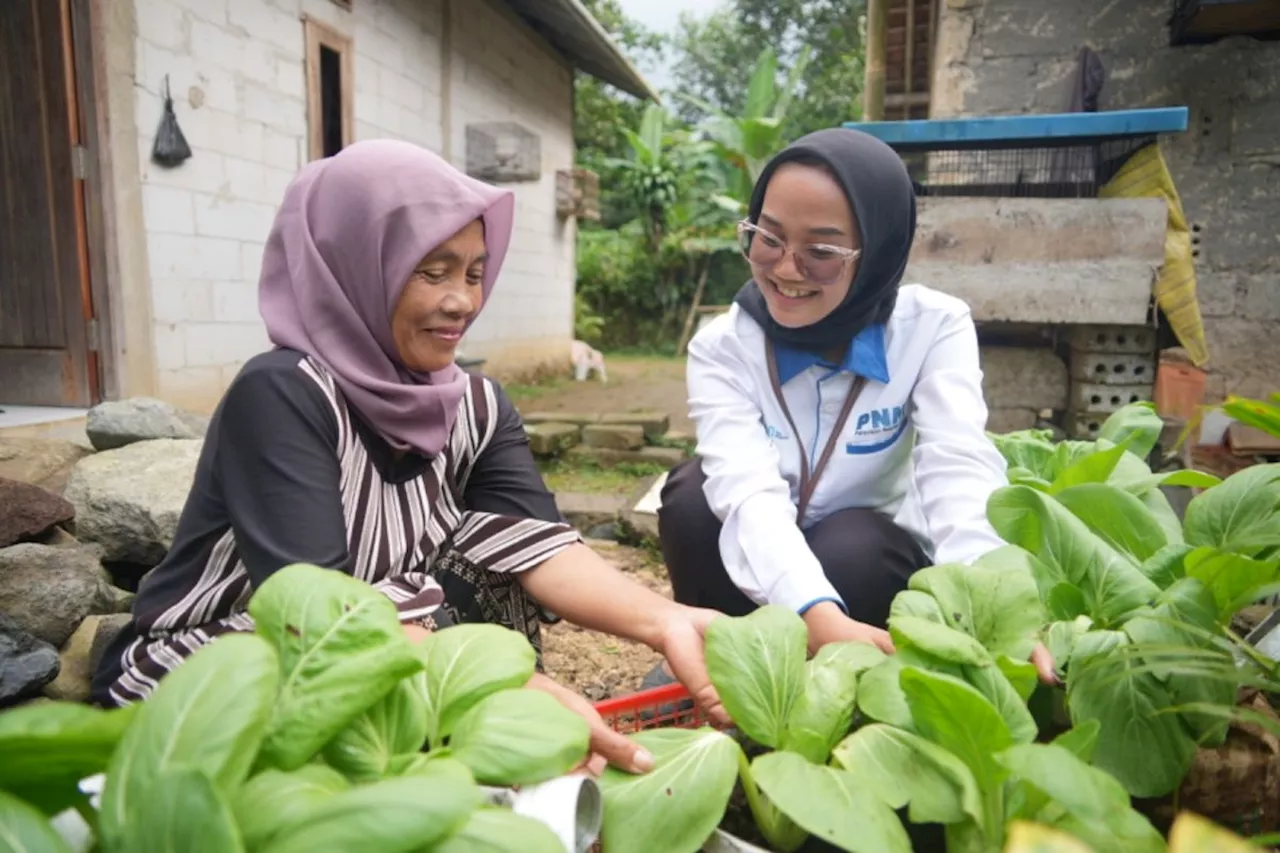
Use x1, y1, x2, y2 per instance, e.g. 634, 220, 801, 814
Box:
657, 128, 1054, 679
92, 139, 726, 773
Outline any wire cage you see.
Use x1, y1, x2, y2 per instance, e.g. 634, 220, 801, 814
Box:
844, 108, 1189, 199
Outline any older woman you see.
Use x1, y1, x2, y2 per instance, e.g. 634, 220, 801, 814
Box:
91, 140, 724, 772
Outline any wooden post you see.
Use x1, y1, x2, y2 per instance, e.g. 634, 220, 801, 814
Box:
863, 0, 888, 121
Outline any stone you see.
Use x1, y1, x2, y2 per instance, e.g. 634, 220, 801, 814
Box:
85, 397, 209, 451
0, 438, 91, 493
0, 543, 120, 647
556, 492, 626, 533
0, 613, 60, 706
88, 613, 132, 675
986, 409, 1038, 434
521, 412, 600, 426
43, 615, 101, 702
980, 347, 1070, 414
525, 423, 580, 456
63, 439, 203, 565
565, 446, 686, 468
0, 476, 75, 547
582, 424, 644, 451
599, 412, 671, 440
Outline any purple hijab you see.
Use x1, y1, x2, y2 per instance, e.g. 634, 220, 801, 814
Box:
258, 140, 514, 457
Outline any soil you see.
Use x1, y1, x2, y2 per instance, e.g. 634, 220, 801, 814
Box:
508, 356, 693, 434
540, 539, 671, 701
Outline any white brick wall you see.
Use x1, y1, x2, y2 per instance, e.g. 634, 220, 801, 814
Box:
131, 0, 576, 408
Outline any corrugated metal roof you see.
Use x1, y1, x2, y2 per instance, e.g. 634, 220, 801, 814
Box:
502, 0, 657, 101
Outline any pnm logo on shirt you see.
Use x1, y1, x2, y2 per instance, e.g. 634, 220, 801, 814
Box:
854, 406, 904, 436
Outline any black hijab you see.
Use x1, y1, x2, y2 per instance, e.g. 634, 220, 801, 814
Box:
733, 128, 917, 352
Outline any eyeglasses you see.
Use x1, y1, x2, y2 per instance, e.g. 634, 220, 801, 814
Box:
737, 220, 861, 286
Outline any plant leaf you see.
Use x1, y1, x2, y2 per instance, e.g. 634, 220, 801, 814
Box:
1003, 821, 1095, 853
1098, 403, 1164, 461
1065, 633, 1197, 797
0, 790, 73, 853
322, 676, 428, 781
261, 758, 481, 853
99, 633, 278, 850
1183, 547, 1280, 621
1050, 440, 1132, 493
1168, 811, 1259, 853
1043, 616, 1093, 675
908, 563, 1044, 660
889, 615, 993, 666
417, 623, 537, 745
599, 728, 740, 853
1139, 487, 1186, 546
122, 766, 245, 853
779, 644, 863, 764
751, 751, 912, 853
445, 688, 589, 786
988, 485, 1160, 626
831, 723, 981, 826
900, 668, 1013, 835
963, 663, 1039, 744
889, 589, 947, 622
856, 657, 915, 731
1054, 484, 1169, 563
1052, 718, 1101, 762
1046, 582, 1089, 621
743, 47, 778, 120
997, 655, 1040, 703
430, 807, 565, 853
0, 702, 136, 814
1139, 543, 1193, 588
1183, 463, 1280, 555
233, 765, 349, 850
704, 605, 806, 749
249, 564, 423, 770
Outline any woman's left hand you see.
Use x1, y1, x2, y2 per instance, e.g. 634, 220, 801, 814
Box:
526, 672, 654, 777
1031, 642, 1059, 685
655, 606, 731, 728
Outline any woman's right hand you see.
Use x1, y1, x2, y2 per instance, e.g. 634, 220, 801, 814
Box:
802, 601, 895, 656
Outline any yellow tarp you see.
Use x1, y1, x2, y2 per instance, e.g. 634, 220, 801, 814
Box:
1099, 142, 1208, 366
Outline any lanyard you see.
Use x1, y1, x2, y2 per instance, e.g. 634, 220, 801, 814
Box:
764, 339, 868, 524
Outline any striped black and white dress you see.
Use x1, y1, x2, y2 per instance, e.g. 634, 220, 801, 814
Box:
91, 349, 580, 707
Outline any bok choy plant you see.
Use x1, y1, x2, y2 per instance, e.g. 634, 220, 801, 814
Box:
0, 563, 590, 852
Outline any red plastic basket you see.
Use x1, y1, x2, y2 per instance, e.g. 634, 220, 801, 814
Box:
593, 682, 708, 733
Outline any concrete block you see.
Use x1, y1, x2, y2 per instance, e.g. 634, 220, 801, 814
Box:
521, 412, 601, 426
525, 423, 580, 456
1068, 351, 1156, 387
980, 347, 1068, 411
565, 446, 685, 469
211, 281, 262, 324
1069, 382, 1153, 415
147, 234, 242, 281
1067, 411, 1108, 441
599, 412, 671, 440
1242, 273, 1280, 321
986, 409, 1038, 434
193, 195, 277, 242
136, 2, 190, 52
906, 198, 1166, 325
1065, 325, 1158, 356
141, 186, 196, 236
582, 424, 644, 451
555, 492, 625, 533
1196, 272, 1238, 318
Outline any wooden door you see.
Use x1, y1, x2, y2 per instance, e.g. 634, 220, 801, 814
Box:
0, 0, 97, 406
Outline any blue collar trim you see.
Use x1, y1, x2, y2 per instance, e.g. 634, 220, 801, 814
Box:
773, 324, 890, 385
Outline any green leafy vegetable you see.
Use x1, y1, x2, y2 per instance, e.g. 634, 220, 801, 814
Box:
249, 564, 423, 770
831, 723, 981, 826
1183, 547, 1280, 620
780, 643, 863, 763
1096, 402, 1163, 461
0, 790, 73, 853
1183, 463, 1280, 556
1053, 484, 1169, 563
908, 563, 1044, 661
121, 767, 245, 853
322, 677, 428, 781
444, 688, 589, 785
704, 604, 806, 748
232, 765, 349, 849
417, 623, 537, 745
430, 807, 566, 853
752, 751, 912, 853
599, 728, 740, 853
889, 615, 993, 667
99, 632, 278, 850
0, 702, 136, 814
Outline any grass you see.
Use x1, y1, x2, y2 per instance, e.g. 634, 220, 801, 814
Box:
538, 457, 668, 495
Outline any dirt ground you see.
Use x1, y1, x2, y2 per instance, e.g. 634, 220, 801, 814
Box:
540, 539, 671, 701
507, 355, 693, 434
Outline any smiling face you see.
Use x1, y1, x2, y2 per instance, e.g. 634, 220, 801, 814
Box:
391, 218, 487, 373
751, 162, 862, 329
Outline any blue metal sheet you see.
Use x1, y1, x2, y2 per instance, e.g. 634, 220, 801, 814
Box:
842, 107, 1189, 151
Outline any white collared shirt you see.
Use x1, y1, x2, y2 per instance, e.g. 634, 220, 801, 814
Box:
679, 283, 1010, 614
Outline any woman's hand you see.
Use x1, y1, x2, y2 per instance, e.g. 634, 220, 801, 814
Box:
526, 672, 653, 777
1031, 642, 1059, 685
802, 601, 895, 655
653, 606, 732, 728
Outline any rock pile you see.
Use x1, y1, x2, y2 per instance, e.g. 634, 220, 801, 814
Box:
0, 397, 206, 707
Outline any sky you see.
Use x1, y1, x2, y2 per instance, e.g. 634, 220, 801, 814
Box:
614, 0, 724, 89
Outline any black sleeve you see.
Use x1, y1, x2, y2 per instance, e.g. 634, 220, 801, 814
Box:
463, 384, 566, 524
212, 363, 350, 585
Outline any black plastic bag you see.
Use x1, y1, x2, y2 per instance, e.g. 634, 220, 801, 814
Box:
151, 75, 192, 168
